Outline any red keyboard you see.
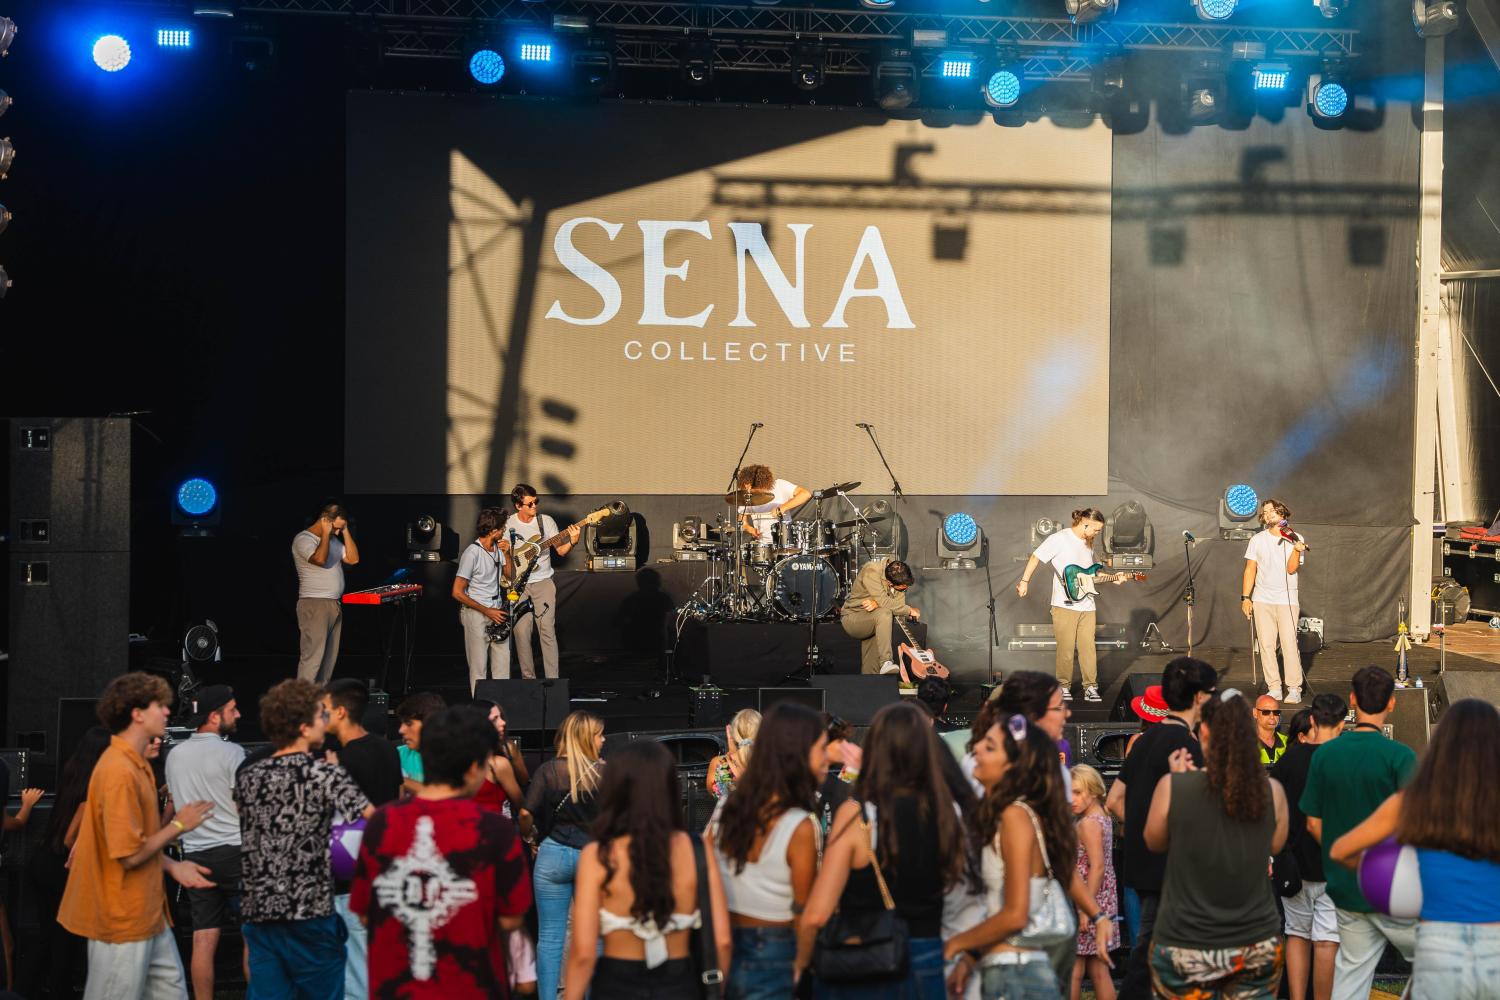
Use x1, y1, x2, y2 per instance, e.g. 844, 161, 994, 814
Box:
342, 584, 424, 605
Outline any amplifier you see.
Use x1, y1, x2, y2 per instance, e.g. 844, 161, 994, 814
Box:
1064, 723, 1137, 781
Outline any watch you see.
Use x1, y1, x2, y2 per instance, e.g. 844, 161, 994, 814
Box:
1241, 595, 1252, 600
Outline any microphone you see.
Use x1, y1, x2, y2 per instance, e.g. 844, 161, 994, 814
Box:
751, 422, 764, 428
1278, 519, 1309, 550
856, 422, 872, 429
1182, 530, 1198, 545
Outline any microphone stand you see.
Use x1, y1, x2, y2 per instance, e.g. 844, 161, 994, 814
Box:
1182, 534, 1197, 657
860, 424, 905, 500
720, 424, 761, 621
982, 536, 998, 684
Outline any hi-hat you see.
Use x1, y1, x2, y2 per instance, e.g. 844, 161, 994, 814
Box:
832, 514, 888, 529
812, 480, 861, 499
725, 489, 774, 506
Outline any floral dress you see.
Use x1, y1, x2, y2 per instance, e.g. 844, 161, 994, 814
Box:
1076, 810, 1120, 956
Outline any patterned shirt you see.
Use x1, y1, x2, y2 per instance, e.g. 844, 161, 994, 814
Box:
236, 752, 370, 923
351, 796, 533, 998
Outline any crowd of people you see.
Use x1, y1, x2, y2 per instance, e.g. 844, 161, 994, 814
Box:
7, 654, 1500, 1000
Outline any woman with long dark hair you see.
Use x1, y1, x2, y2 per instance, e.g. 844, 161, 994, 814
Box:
1330, 698, 1500, 999
566, 740, 732, 1000
712, 703, 828, 999
943, 715, 1113, 1000
802, 701, 969, 999
1144, 691, 1288, 999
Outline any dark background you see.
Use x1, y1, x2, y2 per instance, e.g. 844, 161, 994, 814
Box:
4, 0, 1496, 726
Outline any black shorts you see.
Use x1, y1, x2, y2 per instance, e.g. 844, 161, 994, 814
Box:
182, 844, 243, 931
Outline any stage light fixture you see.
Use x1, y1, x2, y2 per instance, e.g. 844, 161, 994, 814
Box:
0, 17, 15, 57
1192, 0, 1237, 19
1029, 516, 1063, 550
1251, 62, 1292, 91
406, 514, 456, 562
0, 90, 10, 118
1066, 0, 1118, 24
1315, 0, 1345, 17
860, 0, 896, 9
93, 34, 132, 72
984, 68, 1021, 107
792, 42, 825, 91
1177, 61, 1225, 125
518, 40, 553, 64
1104, 500, 1154, 569
873, 52, 918, 111
938, 512, 982, 569
912, 29, 949, 48
572, 46, 615, 95
584, 502, 637, 570
0, 137, 13, 178
469, 47, 505, 85
0, 264, 9, 299
176, 478, 219, 518
0, 203, 9, 236
939, 54, 975, 80
157, 28, 192, 48
681, 37, 713, 86
1412, 0, 1461, 36
1219, 483, 1260, 540
192, 1, 236, 16
1309, 75, 1348, 118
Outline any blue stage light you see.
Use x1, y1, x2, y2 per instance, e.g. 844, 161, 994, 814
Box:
985, 69, 1021, 107
1312, 79, 1348, 117
1251, 62, 1291, 91
157, 28, 192, 48
469, 48, 505, 84
1224, 484, 1259, 519
519, 41, 553, 64
176, 478, 219, 518
1192, 0, 1237, 19
92, 34, 132, 72
943, 513, 979, 547
940, 57, 973, 80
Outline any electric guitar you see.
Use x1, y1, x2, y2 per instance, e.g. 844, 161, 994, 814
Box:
486, 555, 538, 644
894, 615, 949, 683
509, 502, 628, 578
1062, 563, 1147, 603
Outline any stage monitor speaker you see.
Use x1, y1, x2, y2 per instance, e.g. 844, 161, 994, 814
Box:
0, 749, 30, 789
1387, 687, 1436, 755
363, 689, 390, 738
811, 676, 901, 726
1435, 672, 1500, 715
1112, 673, 1162, 723
1065, 722, 1138, 781
474, 679, 570, 733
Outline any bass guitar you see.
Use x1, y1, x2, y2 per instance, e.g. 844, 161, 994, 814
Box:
486, 555, 538, 644
894, 615, 949, 683
510, 501, 629, 578
1062, 562, 1147, 602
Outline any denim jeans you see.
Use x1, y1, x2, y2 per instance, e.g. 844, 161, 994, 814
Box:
535, 838, 582, 1000
815, 935, 946, 1000
729, 926, 797, 1000
1120, 887, 1142, 949
1412, 921, 1500, 1000
979, 957, 1062, 1000
332, 894, 366, 1000
243, 916, 347, 1000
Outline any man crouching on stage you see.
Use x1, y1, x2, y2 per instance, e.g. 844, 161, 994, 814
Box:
840, 557, 920, 675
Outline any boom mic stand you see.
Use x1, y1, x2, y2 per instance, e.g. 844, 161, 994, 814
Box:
859, 423, 904, 500
1182, 533, 1198, 657
715, 422, 761, 621
982, 536, 998, 684
781, 490, 829, 686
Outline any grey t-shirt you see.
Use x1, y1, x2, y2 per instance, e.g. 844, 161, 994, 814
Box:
164, 733, 247, 852
456, 540, 505, 608
292, 530, 344, 600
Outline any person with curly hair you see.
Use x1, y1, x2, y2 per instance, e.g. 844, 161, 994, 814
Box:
1143, 690, 1289, 999
733, 464, 811, 545
57, 672, 217, 1000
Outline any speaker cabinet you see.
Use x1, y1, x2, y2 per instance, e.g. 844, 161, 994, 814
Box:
811, 676, 901, 725
474, 679, 570, 733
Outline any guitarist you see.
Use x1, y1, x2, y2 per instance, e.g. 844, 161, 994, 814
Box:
1016, 507, 1113, 704
505, 484, 581, 680
453, 506, 515, 693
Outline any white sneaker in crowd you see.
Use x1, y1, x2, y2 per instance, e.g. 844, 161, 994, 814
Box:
1084, 686, 1102, 702
1062, 687, 1074, 701
879, 660, 901, 675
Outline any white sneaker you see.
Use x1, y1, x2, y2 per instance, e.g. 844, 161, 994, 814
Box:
1284, 688, 1302, 705
1267, 687, 1284, 702
879, 660, 901, 675
1084, 686, 1102, 702
1061, 687, 1074, 701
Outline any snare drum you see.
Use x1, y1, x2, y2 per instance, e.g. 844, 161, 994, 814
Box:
766, 555, 842, 621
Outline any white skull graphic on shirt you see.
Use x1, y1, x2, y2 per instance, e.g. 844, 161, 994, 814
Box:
372, 815, 480, 980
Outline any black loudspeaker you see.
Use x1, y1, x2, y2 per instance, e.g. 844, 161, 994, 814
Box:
0, 749, 30, 789
811, 676, 901, 725
56, 698, 102, 777
363, 689, 390, 738
1065, 722, 1139, 781
474, 679, 571, 732
1112, 673, 1163, 722
600, 729, 729, 832
692, 687, 826, 728
1387, 686, 1437, 754
8, 419, 131, 757
1435, 672, 1500, 713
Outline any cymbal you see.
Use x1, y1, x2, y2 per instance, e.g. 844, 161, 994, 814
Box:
813, 481, 861, 498
832, 514, 888, 530
725, 489, 774, 506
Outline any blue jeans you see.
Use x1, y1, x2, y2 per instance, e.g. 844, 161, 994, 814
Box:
535, 838, 582, 1000
1121, 886, 1142, 949
815, 935, 946, 1000
729, 926, 797, 1000
980, 958, 1062, 1000
243, 916, 346, 1000
1412, 921, 1500, 1000
332, 894, 365, 1000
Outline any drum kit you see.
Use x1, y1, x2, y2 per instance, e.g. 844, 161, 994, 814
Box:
678, 480, 892, 624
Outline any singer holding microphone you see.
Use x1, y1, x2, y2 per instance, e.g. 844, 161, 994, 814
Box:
1241, 498, 1309, 704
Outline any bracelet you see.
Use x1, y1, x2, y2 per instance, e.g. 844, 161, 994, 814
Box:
1093, 912, 1111, 924
1241, 595, 1252, 600
171, 820, 185, 833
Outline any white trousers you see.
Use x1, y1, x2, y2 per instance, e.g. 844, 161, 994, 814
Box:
1330, 908, 1417, 1000
83, 928, 188, 1000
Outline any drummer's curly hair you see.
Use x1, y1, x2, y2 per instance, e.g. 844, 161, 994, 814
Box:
738, 464, 774, 490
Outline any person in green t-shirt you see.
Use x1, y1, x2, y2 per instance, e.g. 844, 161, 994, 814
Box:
395, 690, 446, 789
1300, 665, 1417, 1000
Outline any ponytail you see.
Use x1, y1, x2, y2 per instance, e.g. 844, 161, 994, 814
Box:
1071, 508, 1105, 526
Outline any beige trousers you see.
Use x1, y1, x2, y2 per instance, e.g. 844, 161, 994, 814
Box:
1051, 605, 1098, 689
295, 598, 342, 685
460, 605, 512, 693
841, 607, 895, 674
1253, 602, 1304, 692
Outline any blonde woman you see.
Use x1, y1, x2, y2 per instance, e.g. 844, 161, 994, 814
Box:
525, 711, 606, 1000
708, 709, 762, 799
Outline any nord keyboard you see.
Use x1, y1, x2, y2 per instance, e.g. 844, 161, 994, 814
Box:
343, 584, 424, 605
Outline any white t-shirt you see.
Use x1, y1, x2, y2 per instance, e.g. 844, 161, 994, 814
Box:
738, 478, 799, 536
455, 540, 505, 607
1245, 529, 1305, 606
291, 530, 345, 599
505, 513, 559, 582
164, 733, 247, 852
1031, 528, 1098, 612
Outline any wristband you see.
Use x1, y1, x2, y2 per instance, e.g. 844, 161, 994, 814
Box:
171, 820, 186, 833
1093, 912, 1111, 924
1241, 595, 1252, 600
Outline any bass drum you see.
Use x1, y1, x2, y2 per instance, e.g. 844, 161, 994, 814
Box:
767, 555, 842, 621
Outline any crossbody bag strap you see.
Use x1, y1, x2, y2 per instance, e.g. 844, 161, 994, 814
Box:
690, 835, 725, 994
858, 810, 897, 912
1014, 800, 1056, 882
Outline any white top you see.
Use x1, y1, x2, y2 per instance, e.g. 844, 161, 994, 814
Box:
455, 540, 505, 608
164, 733, 247, 851
1245, 529, 1305, 606
1031, 528, 1098, 612
714, 807, 815, 923
597, 910, 700, 969
291, 530, 344, 599
738, 478, 799, 537
506, 513, 559, 582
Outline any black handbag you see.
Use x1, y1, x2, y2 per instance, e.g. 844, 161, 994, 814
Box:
689, 835, 725, 1000
811, 810, 911, 984
1272, 846, 1303, 899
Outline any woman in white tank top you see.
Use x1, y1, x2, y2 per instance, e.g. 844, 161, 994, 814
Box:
709, 703, 829, 1000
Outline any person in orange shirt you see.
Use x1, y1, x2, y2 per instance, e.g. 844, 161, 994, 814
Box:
57, 672, 216, 1000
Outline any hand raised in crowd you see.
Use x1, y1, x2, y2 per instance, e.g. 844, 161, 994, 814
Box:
174, 799, 216, 832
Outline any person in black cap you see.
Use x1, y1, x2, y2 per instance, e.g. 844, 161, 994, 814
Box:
164, 684, 248, 1000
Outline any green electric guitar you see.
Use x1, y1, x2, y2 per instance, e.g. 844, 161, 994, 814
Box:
1062, 563, 1147, 602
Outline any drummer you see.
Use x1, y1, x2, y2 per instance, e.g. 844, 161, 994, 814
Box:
735, 464, 812, 541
